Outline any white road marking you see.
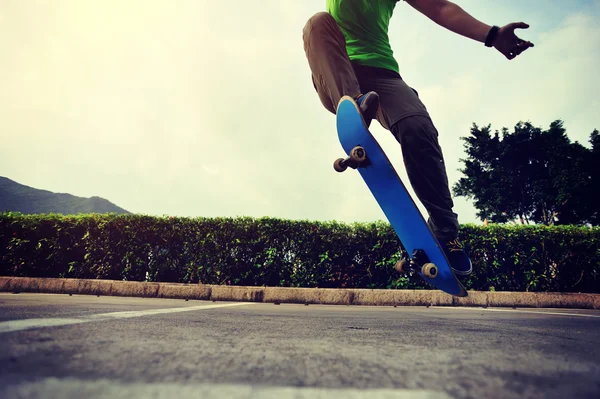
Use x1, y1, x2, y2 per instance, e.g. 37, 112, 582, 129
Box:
2, 378, 454, 399
87, 302, 253, 319
433, 306, 600, 318
0, 302, 254, 333
0, 318, 88, 333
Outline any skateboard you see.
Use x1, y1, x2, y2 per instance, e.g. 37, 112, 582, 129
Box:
333, 96, 467, 297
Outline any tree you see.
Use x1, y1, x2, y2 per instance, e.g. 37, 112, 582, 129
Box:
584, 129, 600, 225
453, 120, 598, 226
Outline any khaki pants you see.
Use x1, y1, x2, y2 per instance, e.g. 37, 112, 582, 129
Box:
303, 12, 459, 241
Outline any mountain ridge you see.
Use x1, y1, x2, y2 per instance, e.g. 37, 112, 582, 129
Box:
0, 176, 131, 215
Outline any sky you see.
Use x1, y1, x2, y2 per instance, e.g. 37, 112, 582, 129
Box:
1, 0, 599, 225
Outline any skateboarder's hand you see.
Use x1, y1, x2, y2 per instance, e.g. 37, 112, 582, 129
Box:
494, 22, 534, 60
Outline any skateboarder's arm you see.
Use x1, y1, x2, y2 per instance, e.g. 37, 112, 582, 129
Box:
404, 0, 534, 60
405, 0, 490, 43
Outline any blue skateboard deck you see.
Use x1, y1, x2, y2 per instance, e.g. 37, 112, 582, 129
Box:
335, 96, 467, 297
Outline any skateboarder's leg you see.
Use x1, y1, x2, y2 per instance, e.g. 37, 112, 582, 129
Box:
353, 67, 457, 236
391, 116, 458, 241
354, 68, 471, 275
302, 12, 379, 123
392, 117, 472, 275
302, 12, 360, 113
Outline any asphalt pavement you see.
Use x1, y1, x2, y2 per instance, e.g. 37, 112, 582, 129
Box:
1, 293, 599, 399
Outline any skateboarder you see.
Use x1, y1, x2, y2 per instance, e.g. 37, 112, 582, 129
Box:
303, 0, 534, 276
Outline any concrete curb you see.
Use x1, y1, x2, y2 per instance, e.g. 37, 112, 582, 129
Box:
1, 276, 598, 309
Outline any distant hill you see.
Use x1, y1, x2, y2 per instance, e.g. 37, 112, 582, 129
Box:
0, 176, 131, 215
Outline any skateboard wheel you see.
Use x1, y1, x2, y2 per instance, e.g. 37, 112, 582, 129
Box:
350, 146, 367, 163
394, 259, 408, 274
333, 158, 347, 172
422, 263, 438, 279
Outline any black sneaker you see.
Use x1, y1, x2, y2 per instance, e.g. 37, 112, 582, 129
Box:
440, 238, 472, 276
355, 91, 379, 128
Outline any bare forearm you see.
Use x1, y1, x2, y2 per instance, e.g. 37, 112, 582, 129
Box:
428, 1, 491, 42
405, 0, 534, 60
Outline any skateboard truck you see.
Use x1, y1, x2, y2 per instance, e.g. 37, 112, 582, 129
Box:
334, 146, 370, 172
395, 249, 439, 279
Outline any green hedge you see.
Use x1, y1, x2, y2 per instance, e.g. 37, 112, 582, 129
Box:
1, 213, 598, 293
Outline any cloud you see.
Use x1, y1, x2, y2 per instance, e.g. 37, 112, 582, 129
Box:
0, 0, 597, 227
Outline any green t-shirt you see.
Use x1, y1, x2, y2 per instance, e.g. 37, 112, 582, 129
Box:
326, 0, 400, 73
